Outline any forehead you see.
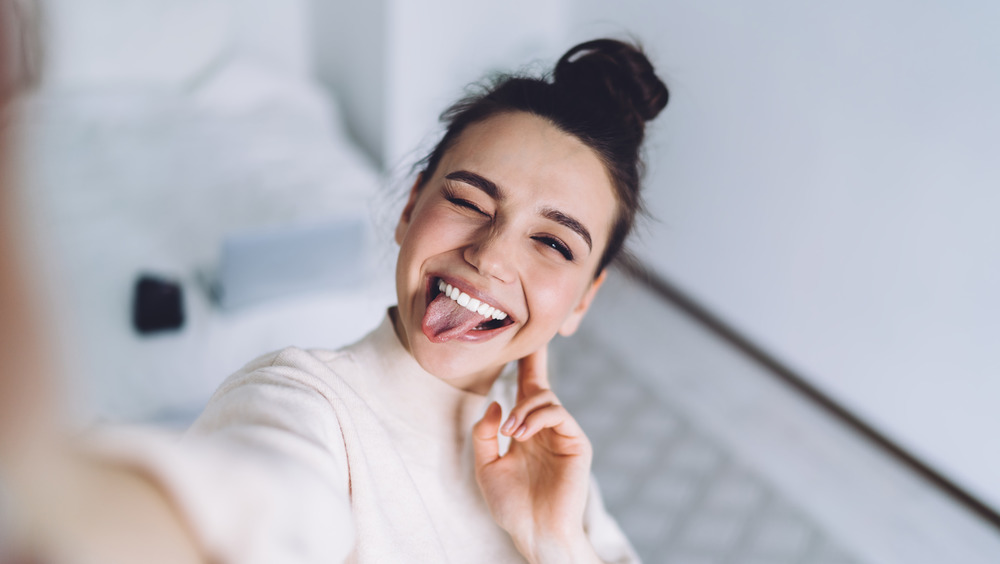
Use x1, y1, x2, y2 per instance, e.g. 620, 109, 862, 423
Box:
435, 112, 617, 238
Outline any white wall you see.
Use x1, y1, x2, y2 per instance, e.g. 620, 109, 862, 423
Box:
309, 0, 388, 164
383, 0, 569, 170
309, 0, 570, 170
567, 1, 1000, 511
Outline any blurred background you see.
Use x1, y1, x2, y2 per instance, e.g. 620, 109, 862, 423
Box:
3, 0, 999, 562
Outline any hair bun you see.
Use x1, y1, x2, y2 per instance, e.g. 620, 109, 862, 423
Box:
554, 39, 669, 127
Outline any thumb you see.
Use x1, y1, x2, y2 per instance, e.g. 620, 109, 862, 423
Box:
472, 401, 503, 470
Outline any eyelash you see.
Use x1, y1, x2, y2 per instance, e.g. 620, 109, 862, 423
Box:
443, 188, 490, 217
442, 186, 575, 262
533, 236, 575, 261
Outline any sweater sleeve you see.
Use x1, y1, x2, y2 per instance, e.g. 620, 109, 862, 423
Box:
584, 474, 641, 564
93, 348, 356, 564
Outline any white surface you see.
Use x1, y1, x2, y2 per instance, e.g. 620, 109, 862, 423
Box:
21, 3, 391, 422
567, 0, 1000, 513
43, 0, 233, 89
43, 0, 312, 89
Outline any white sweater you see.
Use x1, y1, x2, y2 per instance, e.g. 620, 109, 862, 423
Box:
99, 313, 638, 563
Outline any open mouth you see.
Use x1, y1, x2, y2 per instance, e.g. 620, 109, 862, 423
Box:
428, 278, 514, 330
421, 276, 515, 342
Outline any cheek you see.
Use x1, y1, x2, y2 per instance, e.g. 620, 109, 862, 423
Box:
523, 268, 588, 324
399, 206, 475, 271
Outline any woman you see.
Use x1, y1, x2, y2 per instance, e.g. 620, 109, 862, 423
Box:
1, 37, 668, 563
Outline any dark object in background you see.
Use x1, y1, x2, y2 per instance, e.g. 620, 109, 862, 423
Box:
132, 274, 184, 334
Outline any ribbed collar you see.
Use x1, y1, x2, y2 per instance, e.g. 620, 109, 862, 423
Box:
345, 310, 492, 439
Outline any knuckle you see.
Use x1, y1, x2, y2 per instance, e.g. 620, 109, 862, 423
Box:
527, 389, 559, 405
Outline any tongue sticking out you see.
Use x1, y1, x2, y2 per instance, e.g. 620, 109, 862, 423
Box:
422, 293, 487, 342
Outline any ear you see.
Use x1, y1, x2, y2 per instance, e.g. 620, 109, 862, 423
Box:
558, 269, 607, 337
394, 175, 424, 246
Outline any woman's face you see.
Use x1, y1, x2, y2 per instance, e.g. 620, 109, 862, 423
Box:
394, 111, 616, 393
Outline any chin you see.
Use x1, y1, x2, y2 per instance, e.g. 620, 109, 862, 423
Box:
409, 335, 508, 389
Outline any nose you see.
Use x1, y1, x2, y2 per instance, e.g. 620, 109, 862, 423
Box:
463, 227, 515, 283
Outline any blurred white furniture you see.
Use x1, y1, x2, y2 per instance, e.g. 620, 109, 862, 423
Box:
22, 0, 394, 423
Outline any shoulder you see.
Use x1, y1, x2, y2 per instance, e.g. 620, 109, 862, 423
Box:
584, 474, 641, 563
211, 346, 358, 404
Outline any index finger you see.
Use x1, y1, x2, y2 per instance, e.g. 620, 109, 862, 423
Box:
516, 345, 550, 402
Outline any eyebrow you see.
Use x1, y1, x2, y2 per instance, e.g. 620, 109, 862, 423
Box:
541, 208, 593, 251
445, 169, 593, 252
445, 170, 502, 201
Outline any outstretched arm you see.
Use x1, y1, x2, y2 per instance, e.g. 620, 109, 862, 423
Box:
0, 93, 205, 564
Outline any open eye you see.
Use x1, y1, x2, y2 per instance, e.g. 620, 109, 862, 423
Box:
533, 235, 575, 261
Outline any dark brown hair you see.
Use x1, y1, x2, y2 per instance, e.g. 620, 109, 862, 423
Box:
416, 38, 669, 275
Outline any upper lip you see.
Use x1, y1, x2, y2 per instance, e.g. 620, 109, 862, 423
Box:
429, 273, 516, 321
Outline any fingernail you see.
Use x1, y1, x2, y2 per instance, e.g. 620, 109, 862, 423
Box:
502, 415, 516, 434
514, 425, 526, 439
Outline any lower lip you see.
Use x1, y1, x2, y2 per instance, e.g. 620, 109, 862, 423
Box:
454, 322, 514, 342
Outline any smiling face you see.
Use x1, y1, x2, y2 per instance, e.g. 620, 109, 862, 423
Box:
393, 111, 617, 393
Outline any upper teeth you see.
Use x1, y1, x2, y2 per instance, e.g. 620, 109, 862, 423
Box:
438, 279, 508, 320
